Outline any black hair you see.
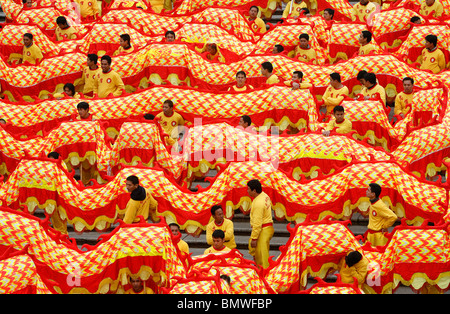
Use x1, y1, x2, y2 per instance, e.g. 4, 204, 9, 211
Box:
120, 33, 131, 44
212, 229, 225, 239
47, 151, 60, 159
261, 61, 273, 73
323, 8, 334, 19
274, 44, 284, 53
236, 70, 247, 77
144, 113, 155, 120
425, 34, 438, 47
76, 101, 89, 110
23, 33, 33, 40
165, 30, 176, 38
333, 105, 344, 114
241, 115, 252, 126
164, 99, 174, 108
56, 16, 68, 26
403, 77, 414, 85
168, 222, 181, 230
126, 175, 139, 185
101, 55, 112, 65
357, 70, 367, 81
299, 33, 310, 41
345, 251, 363, 267
361, 30, 372, 43
211, 205, 223, 216
369, 183, 382, 198
293, 71, 304, 79
87, 53, 98, 63
63, 83, 75, 95
364, 72, 377, 85
330, 72, 341, 83
247, 179, 262, 193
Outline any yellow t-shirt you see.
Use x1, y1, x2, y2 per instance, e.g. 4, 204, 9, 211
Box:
266, 74, 280, 85
358, 43, 376, 56
77, 66, 102, 95
322, 85, 349, 113
206, 218, 236, 249
123, 188, 158, 224
155, 112, 184, 138
124, 287, 154, 294
249, 17, 267, 33
113, 45, 135, 56
250, 192, 273, 240
362, 84, 386, 105
351, 2, 377, 22
282, 1, 308, 18
94, 69, 125, 98
368, 199, 397, 232
203, 246, 231, 255
22, 44, 43, 65
325, 118, 353, 134
419, 0, 443, 17
75, 0, 99, 18
228, 85, 254, 92
294, 46, 317, 64
55, 26, 78, 41
394, 91, 414, 116
419, 47, 446, 74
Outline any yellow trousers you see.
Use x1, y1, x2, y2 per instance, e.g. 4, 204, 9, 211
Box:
249, 225, 274, 268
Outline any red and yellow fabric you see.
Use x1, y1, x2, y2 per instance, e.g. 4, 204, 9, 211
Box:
0, 207, 185, 294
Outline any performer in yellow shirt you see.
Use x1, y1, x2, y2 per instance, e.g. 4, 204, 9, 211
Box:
282, 0, 308, 19
365, 183, 397, 247
294, 33, 317, 64
76, 54, 101, 97
351, 0, 377, 22
20, 33, 43, 65
94, 55, 125, 98
418, 35, 446, 74
169, 223, 189, 256
123, 175, 158, 224
322, 105, 352, 136
228, 71, 254, 92
247, 179, 274, 268
361, 72, 386, 105
154, 99, 185, 146
337, 251, 369, 288
321, 72, 349, 114
74, 0, 99, 19
203, 230, 232, 255
419, 0, 443, 18
55, 16, 78, 41
284, 71, 313, 90
206, 205, 236, 249
261, 61, 280, 85
113, 34, 135, 56
149, 0, 164, 13
394, 77, 414, 117
124, 277, 154, 294
248, 6, 266, 33
357, 31, 376, 56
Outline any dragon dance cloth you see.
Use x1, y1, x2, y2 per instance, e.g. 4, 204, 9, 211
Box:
2, 0, 450, 294
1, 208, 450, 294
